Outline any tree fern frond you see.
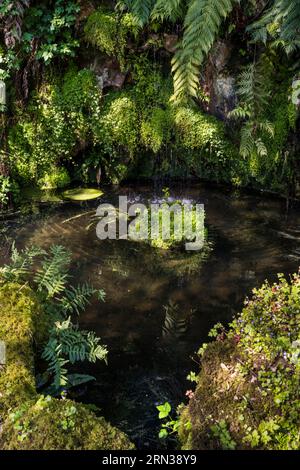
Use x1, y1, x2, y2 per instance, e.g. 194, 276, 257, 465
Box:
276, 0, 300, 42
34, 245, 71, 298
240, 123, 256, 158
171, 0, 238, 101
151, 0, 184, 22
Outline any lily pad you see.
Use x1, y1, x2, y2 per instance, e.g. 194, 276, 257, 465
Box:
62, 188, 104, 201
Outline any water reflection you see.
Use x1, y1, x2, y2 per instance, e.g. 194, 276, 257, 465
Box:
0, 182, 299, 448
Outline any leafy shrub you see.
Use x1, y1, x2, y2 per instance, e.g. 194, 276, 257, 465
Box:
0, 174, 19, 208
94, 93, 139, 157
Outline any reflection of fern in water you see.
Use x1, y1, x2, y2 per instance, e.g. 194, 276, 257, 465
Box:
162, 301, 191, 341
0, 243, 107, 395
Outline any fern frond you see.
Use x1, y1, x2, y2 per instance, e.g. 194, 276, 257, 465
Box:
171, 0, 238, 101
240, 123, 256, 158
43, 318, 108, 392
34, 245, 71, 298
126, 0, 156, 26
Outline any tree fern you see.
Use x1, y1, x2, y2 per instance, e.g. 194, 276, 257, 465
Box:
171, 0, 238, 101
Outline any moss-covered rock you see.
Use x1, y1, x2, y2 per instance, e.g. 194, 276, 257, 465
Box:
0, 283, 134, 450
179, 273, 300, 451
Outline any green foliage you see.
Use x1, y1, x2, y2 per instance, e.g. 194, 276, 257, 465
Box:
0, 174, 19, 208
38, 167, 70, 190
229, 61, 275, 159
171, 0, 238, 101
179, 272, 300, 450
141, 107, 172, 153
0, 396, 134, 450
0, 282, 133, 450
0, 243, 107, 393
210, 420, 237, 450
84, 8, 139, 67
157, 402, 181, 440
94, 93, 139, 158
8, 68, 102, 184
250, 0, 300, 52
42, 317, 107, 392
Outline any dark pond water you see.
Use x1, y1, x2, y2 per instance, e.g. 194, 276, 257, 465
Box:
1, 182, 300, 448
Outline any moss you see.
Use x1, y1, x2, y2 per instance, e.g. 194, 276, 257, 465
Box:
0, 282, 134, 450
62, 187, 104, 201
0, 283, 49, 418
179, 273, 300, 450
38, 167, 71, 190
0, 397, 134, 450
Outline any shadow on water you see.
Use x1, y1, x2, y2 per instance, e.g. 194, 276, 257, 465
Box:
1, 182, 300, 448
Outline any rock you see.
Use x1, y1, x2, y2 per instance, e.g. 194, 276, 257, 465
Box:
163, 34, 178, 53
90, 57, 127, 91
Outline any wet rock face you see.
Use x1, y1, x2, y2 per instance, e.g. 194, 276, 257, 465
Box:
201, 40, 237, 120
90, 57, 127, 91
163, 34, 178, 54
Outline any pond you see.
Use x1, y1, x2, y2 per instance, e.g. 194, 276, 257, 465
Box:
1, 182, 300, 449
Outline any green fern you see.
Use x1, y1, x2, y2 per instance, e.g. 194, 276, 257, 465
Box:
42, 317, 108, 392
171, 0, 238, 101
250, 0, 300, 51
34, 245, 71, 299
151, 0, 183, 22
1, 242, 108, 396
118, 0, 156, 26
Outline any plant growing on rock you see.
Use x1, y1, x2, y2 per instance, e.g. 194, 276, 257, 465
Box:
0, 243, 107, 394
